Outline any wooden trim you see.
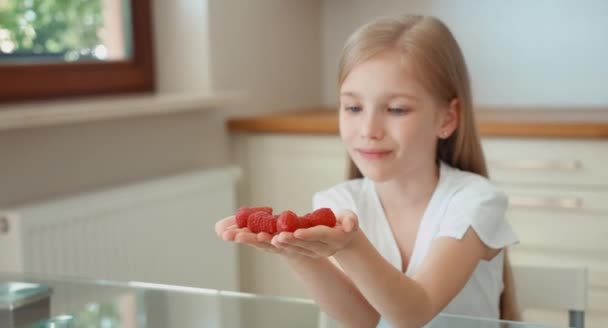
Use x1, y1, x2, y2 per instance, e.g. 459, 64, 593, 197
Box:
478, 122, 608, 139
227, 108, 608, 139
0, 0, 155, 103
227, 109, 339, 135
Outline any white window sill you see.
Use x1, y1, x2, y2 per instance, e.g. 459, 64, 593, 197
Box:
0, 91, 243, 131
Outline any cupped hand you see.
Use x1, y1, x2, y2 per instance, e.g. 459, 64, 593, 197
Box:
215, 215, 311, 259
214, 215, 277, 252
270, 210, 359, 258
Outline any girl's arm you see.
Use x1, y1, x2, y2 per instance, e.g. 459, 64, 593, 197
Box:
216, 215, 380, 327
284, 211, 490, 327
332, 226, 489, 328
283, 255, 380, 328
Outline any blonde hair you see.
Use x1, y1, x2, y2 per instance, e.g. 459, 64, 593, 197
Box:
338, 14, 520, 321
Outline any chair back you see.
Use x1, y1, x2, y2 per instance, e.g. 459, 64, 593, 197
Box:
512, 264, 588, 328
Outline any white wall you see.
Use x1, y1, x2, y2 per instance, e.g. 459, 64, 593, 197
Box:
153, 0, 212, 94
321, 0, 608, 107
209, 0, 322, 115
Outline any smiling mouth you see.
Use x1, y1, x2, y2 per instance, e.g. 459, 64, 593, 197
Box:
356, 149, 392, 160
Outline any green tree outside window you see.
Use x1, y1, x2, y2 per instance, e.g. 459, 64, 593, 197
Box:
0, 0, 104, 62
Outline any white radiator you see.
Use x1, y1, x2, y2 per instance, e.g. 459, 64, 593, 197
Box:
0, 166, 240, 291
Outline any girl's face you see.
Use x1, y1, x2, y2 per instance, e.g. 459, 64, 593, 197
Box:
339, 50, 456, 182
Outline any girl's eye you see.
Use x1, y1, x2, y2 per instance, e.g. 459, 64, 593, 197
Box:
388, 107, 409, 115
344, 106, 362, 113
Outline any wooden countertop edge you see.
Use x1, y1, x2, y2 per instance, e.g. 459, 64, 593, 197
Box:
227, 109, 608, 138
477, 122, 608, 138
227, 115, 339, 135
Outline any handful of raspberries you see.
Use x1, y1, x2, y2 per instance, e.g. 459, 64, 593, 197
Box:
235, 206, 337, 234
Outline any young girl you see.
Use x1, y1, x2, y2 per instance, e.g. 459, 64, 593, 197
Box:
216, 14, 519, 328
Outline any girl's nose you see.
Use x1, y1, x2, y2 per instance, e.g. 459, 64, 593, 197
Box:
360, 110, 384, 140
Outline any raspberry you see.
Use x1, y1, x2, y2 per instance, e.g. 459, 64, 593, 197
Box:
236, 206, 272, 228
309, 208, 336, 227
277, 210, 300, 232
233, 207, 335, 235
247, 211, 277, 234
298, 213, 312, 228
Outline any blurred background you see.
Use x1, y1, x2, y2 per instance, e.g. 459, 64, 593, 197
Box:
0, 1, 607, 327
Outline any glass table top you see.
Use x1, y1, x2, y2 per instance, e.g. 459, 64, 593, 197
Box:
0, 272, 566, 328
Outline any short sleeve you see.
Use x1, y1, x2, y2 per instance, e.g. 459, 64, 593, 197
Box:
436, 182, 519, 249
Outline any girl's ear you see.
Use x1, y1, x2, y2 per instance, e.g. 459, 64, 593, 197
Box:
437, 98, 460, 139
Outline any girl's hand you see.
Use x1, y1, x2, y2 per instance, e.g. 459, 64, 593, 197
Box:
271, 210, 359, 259
214, 215, 279, 253
214, 216, 313, 259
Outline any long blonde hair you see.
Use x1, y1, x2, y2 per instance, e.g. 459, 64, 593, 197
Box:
337, 14, 520, 321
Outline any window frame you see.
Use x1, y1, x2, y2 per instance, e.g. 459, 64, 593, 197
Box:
0, 0, 155, 103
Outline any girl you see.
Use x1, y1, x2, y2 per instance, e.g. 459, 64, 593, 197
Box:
216, 14, 519, 328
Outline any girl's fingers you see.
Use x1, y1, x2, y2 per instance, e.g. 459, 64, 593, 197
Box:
255, 232, 281, 253
272, 233, 326, 257
272, 240, 317, 258
221, 229, 239, 241
215, 215, 236, 236
283, 238, 334, 256
252, 242, 280, 253
257, 232, 274, 244
340, 216, 355, 232
234, 231, 260, 244
221, 226, 317, 257
292, 226, 321, 240
233, 231, 282, 253
276, 232, 337, 256
336, 210, 358, 233
276, 231, 325, 247
224, 227, 337, 258
294, 225, 342, 243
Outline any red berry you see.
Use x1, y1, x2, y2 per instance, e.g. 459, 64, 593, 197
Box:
309, 208, 336, 227
236, 206, 272, 228
247, 211, 277, 234
266, 217, 278, 234
277, 210, 300, 232
298, 213, 312, 228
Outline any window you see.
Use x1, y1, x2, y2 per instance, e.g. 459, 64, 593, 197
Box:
0, 0, 154, 102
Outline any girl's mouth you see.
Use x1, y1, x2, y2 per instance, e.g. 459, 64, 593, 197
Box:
356, 149, 392, 160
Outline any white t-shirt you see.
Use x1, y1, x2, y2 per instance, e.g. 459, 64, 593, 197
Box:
313, 161, 519, 327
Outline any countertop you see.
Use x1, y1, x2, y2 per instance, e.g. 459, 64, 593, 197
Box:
227, 107, 608, 138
